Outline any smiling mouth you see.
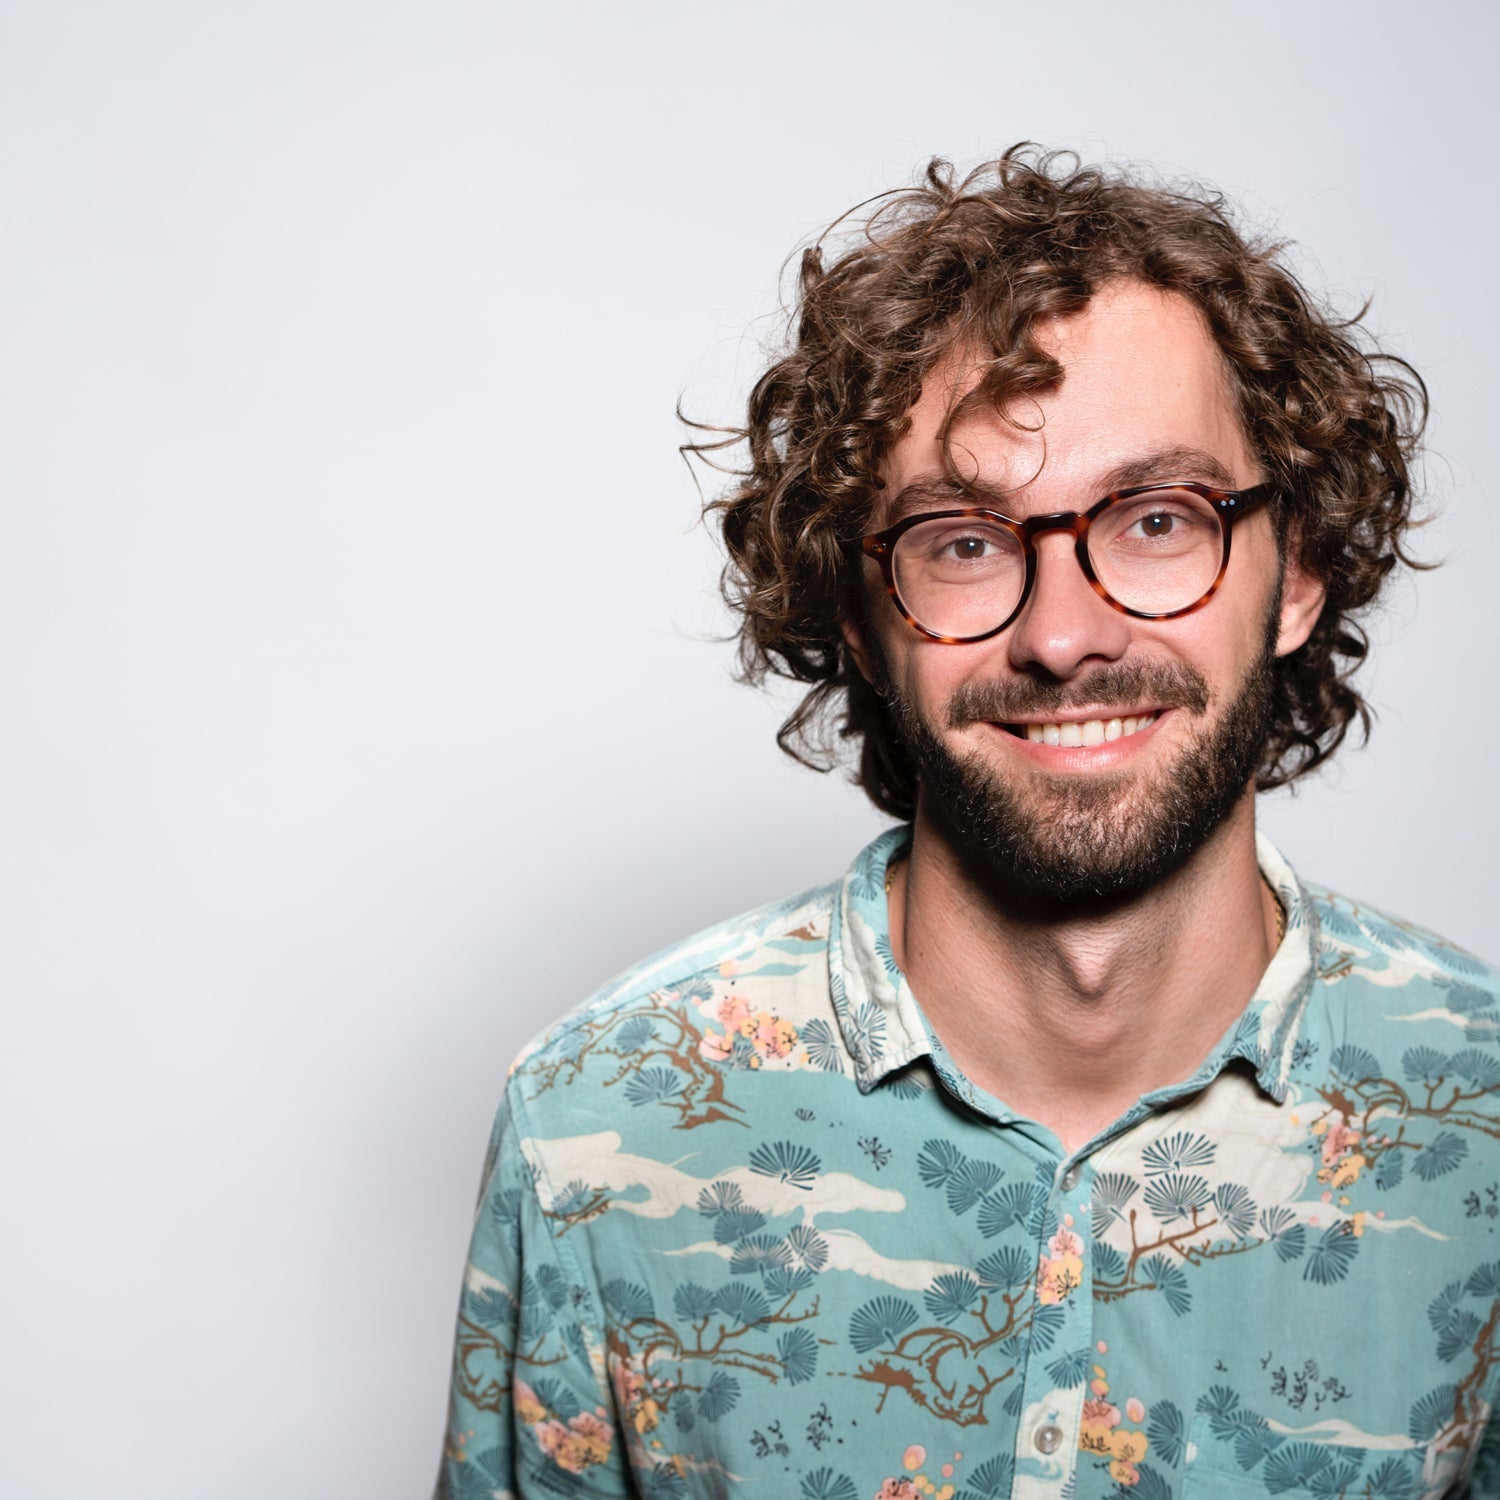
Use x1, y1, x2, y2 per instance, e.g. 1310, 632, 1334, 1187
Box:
1001, 712, 1160, 747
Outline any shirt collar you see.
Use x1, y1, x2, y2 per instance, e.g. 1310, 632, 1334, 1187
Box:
828, 825, 1319, 1106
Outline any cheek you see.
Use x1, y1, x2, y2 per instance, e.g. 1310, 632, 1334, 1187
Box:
1184, 616, 1274, 708
890, 640, 992, 707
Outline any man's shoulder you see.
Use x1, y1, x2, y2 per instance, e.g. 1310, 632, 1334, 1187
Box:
1304, 884, 1500, 1071
503, 877, 840, 1110
1305, 882, 1498, 999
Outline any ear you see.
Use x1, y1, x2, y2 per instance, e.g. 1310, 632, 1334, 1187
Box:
1274, 543, 1326, 658
840, 609, 879, 687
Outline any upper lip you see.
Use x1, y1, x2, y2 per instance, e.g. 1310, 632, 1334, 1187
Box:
998, 707, 1167, 726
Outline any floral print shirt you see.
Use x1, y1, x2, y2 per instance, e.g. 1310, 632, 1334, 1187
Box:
437, 828, 1500, 1500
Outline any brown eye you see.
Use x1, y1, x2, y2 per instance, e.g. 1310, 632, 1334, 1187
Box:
949, 536, 991, 560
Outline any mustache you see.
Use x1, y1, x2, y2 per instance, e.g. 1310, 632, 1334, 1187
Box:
946, 661, 1210, 727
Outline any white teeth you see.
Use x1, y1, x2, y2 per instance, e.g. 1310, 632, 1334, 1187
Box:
1020, 712, 1157, 746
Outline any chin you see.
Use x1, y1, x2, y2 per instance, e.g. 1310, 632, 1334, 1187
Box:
893, 659, 1276, 908
924, 748, 1252, 905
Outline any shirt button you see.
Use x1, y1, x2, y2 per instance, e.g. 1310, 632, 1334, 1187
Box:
1060, 1164, 1081, 1192
1034, 1423, 1064, 1454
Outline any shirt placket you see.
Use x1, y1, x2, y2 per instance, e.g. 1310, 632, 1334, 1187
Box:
916, 1032, 1100, 1496
1007, 1151, 1096, 1500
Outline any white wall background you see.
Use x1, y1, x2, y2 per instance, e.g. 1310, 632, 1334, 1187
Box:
1, 2, 1494, 1494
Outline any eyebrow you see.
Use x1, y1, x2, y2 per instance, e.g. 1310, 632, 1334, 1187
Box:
883, 445, 1244, 522
1102, 446, 1241, 493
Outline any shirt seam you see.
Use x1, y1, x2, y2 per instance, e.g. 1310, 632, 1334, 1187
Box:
504, 1080, 613, 1364
522, 887, 840, 1076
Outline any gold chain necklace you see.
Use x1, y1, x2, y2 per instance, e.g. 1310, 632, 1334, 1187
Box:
1264, 875, 1287, 949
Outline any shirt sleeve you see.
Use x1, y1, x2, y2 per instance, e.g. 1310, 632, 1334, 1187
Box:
435, 1084, 629, 1499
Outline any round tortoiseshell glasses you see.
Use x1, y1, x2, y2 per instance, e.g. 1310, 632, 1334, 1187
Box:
859, 481, 1276, 644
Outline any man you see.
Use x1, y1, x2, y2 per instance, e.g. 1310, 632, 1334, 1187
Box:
437, 148, 1500, 1499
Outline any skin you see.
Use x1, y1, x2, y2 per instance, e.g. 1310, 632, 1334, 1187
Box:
842, 280, 1327, 1155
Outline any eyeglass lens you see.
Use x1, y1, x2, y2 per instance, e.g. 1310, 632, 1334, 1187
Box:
890, 487, 1226, 637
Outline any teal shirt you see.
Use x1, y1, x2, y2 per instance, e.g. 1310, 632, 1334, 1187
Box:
437, 829, 1500, 1499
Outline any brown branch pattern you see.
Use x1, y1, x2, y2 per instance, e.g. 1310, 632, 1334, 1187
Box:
528, 992, 747, 1130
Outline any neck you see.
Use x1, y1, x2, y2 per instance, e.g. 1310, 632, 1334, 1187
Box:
889, 792, 1280, 1154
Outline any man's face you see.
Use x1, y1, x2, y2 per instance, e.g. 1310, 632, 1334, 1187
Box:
846, 280, 1325, 903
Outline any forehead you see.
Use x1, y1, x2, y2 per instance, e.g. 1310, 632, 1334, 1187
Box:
880, 280, 1256, 518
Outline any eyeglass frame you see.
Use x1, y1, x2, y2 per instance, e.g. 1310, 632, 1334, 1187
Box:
858, 480, 1277, 645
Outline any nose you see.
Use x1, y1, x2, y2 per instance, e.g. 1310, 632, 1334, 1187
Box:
1006, 531, 1132, 679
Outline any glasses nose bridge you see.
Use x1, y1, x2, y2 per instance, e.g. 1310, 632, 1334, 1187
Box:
1010, 509, 1101, 624
1018, 510, 1095, 583
1018, 508, 1091, 547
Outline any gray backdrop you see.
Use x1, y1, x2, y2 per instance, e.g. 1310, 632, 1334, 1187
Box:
1, 2, 1494, 1495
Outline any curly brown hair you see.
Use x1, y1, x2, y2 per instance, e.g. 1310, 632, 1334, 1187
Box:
690, 145, 1428, 820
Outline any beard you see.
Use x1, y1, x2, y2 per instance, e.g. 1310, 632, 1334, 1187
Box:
876, 608, 1280, 907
